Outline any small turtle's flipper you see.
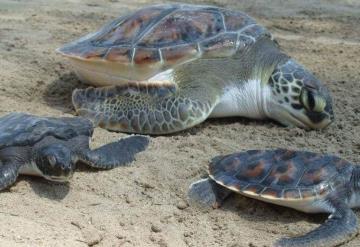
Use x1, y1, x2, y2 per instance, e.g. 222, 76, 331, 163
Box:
72, 80, 219, 134
80, 135, 149, 169
274, 197, 358, 247
0, 162, 21, 191
188, 178, 232, 209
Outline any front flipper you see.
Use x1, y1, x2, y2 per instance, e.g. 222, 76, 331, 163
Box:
72, 81, 219, 134
188, 178, 232, 209
0, 162, 22, 191
79, 135, 149, 169
275, 197, 358, 247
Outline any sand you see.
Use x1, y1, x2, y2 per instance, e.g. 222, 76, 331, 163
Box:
0, 0, 359, 246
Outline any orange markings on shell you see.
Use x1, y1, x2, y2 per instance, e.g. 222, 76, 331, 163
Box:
244, 184, 263, 194
82, 47, 109, 59
95, 7, 166, 46
261, 188, 280, 198
133, 48, 161, 65
140, 10, 224, 47
283, 189, 301, 199
223, 157, 241, 172
303, 167, 329, 184
244, 160, 265, 178
106, 47, 132, 63
270, 161, 297, 184
300, 189, 316, 199
161, 44, 198, 64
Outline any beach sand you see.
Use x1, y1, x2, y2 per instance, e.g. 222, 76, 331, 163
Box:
0, 0, 359, 246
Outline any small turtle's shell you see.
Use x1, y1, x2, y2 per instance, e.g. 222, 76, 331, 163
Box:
58, 4, 270, 84
209, 149, 352, 206
0, 113, 93, 149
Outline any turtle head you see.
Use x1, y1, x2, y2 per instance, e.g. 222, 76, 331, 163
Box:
36, 144, 75, 182
264, 59, 334, 129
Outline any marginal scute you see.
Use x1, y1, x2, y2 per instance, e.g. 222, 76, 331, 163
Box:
161, 44, 198, 65
261, 187, 281, 199
283, 189, 301, 199
133, 48, 161, 65
105, 47, 133, 63
243, 184, 264, 194
60, 44, 109, 60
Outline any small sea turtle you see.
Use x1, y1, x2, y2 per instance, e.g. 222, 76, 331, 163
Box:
57, 4, 334, 134
188, 149, 360, 247
0, 112, 149, 190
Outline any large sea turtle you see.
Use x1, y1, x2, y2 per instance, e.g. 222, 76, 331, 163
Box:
0, 112, 149, 190
188, 149, 360, 247
57, 4, 334, 134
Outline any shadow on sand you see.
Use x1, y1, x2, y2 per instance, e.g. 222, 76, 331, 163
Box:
43, 72, 88, 114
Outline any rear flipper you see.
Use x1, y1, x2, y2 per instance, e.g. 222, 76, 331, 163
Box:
79, 135, 149, 169
274, 198, 358, 247
188, 178, 232, 209
0, 162, 21, 191
72, 82, 218, 134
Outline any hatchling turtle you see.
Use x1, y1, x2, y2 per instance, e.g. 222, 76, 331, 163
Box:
57, 4, 334, 134
0, 112, 149, 190
188, 149, 360, 247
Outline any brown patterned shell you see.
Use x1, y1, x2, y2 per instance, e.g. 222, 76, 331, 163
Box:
57, 4, 271, 81
209, 149, 353, 202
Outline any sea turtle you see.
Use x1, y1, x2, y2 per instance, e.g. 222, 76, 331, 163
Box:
188, 149, 360, 247
0, 112, 149, 190
57, 4, 334, 134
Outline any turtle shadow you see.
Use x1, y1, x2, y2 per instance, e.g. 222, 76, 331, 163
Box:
25, 176, 71, 201
220, 194, 326, 225
43, 72, 88, 114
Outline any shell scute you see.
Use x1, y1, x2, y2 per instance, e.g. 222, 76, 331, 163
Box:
138, 9, 225, 48
59, 44, 109, 60
201, 32, 237, 58
262, 161, 302, 187
133, 48, 161, 65
298, 158, 337, 186
105, 47, 133, 63
260, 187, 282, 199
240, 24, 268, 40
283, 189, 301, 199
93, 6, 174, 46
300, 188, 317, 199
243, 184, 264, 195
160, 44, 198, 66
221, 10, 255, 31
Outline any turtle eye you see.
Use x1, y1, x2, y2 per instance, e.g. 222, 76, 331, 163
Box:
48, 156, 57, 167
300, 89, 326, 112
